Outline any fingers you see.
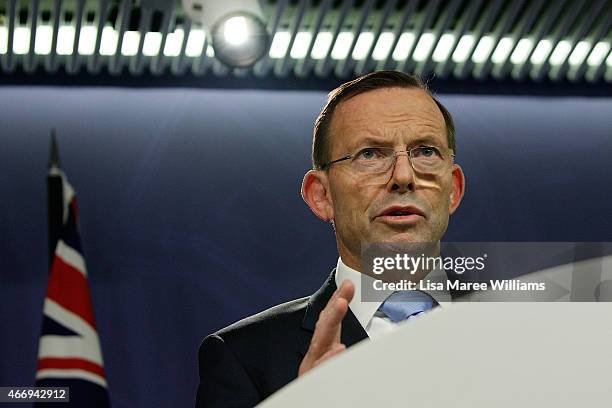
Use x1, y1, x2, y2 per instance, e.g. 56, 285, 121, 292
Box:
298, 280, 355, 376
311, 343, 346, 370
299, 337, 347, 376
313, 280, 354, 349
317, 296, 347, 345
337, 279, 355, 304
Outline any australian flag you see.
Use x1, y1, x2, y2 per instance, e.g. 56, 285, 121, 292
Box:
35, 133, 110, 407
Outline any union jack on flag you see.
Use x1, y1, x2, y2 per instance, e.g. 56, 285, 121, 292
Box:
35, 160, 110, 407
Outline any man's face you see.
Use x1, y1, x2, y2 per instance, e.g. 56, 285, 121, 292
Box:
323, 87, 464, 265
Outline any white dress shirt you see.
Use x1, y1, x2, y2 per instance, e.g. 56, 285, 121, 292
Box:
334, 257, 451, 339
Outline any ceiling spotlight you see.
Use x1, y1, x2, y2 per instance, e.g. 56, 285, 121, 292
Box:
182, 0, 270, 68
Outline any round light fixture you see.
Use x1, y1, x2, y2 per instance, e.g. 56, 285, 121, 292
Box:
210, 12, 270, 68
182, 0, 270, 68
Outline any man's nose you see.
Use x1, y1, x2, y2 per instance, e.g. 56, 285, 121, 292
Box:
387, 153, 415, 193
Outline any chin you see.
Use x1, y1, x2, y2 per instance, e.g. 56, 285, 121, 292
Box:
367, 223, 438, 245
380, 232, 425, 244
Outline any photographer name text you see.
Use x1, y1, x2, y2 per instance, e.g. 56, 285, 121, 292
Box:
373, 279, 546, 292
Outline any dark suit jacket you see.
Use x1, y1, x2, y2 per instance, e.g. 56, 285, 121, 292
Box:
195, 270, 367, 407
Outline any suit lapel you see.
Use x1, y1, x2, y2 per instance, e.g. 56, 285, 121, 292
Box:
298, 269, 368, 358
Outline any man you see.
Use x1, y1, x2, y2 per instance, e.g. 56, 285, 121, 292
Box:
195, 71, 465, 407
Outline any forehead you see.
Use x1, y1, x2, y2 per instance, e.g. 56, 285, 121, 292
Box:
328, 87, 447, 152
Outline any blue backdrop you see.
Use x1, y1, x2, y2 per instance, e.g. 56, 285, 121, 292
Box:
0, 86, 611, 407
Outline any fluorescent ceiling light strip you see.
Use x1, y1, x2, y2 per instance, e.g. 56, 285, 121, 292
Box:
392, 32, 415, 61
290, 32, 312, 59
0, 26, 7, 54
57, 26, 75, 55
510, 38, 533, 65
121, 31, 140, 56
163, 29, 184, 57
568, 40, 591, 66
413, 32, 435, 62
311, 31, 332, 59
530, 39, 552, 65
587, 41, 610, 67
372, 32, 395, 61
13, 27, 31, 54
185, 29, 205, 57
432, 33, 455, 62
35, 25, 53, 55
491, 36, 513, 64
549, 40, 571, 65
331, 32, 354, 60
143, 32, 161, 56
269, 31, 290, 58
472, 35, 494, 63
78, 26, 97, 55
352, 32, 374, 60
100, 26, 118, 55
452, 34, 474, 63
12, 22, 603, 75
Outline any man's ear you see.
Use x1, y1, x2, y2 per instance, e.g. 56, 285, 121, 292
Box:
449, 164, 465, 215
301, 170, 334, 222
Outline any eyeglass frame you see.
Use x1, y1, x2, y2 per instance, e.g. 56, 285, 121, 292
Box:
320, 145, 456, 174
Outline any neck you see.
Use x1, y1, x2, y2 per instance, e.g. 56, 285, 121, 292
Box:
338, 250, 362, 273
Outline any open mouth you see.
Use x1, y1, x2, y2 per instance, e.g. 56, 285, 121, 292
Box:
376, 206, 424, 223
385, 210, 416, 216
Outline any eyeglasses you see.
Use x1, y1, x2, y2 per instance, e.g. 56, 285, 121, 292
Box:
321, 146, 455, 177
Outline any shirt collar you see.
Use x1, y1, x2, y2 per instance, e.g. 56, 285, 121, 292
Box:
334, 257, 452, 331
335, 257, 386, 331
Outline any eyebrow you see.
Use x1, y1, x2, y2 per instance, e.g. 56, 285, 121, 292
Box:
355, 136, 394, 147
409, 135, 445, 147
352, 134, 445, 149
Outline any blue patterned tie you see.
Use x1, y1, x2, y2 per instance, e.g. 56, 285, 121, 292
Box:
377, 290, 438, 322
